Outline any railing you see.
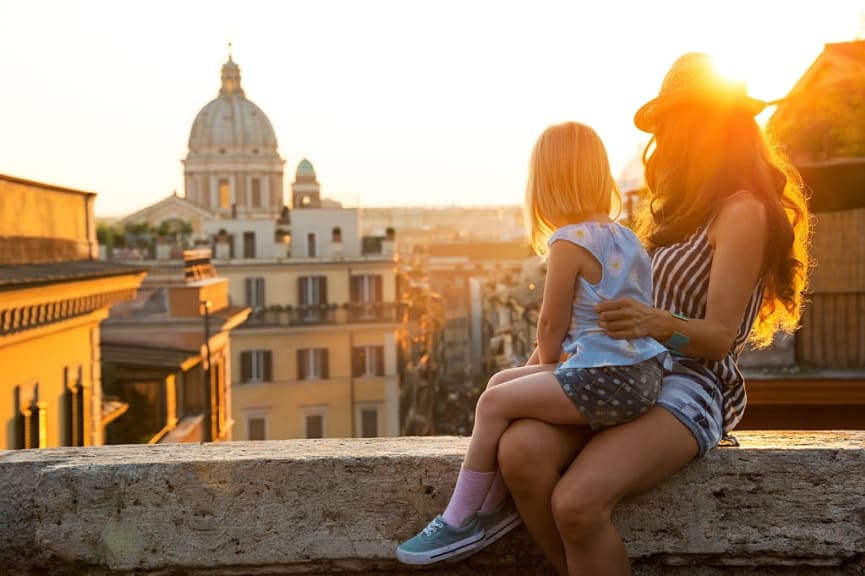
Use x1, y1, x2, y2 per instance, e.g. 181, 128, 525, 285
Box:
242, 302, 402, 328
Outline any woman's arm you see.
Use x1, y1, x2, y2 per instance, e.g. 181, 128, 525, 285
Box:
597, 193, 768, 360
535, 240, 586, 364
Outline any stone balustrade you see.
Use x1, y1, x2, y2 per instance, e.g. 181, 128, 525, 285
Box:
1, 431, 864, 575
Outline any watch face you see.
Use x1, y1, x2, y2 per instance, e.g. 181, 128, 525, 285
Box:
664, 331, 689, 352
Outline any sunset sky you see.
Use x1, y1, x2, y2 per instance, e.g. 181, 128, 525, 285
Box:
1, 1, 863, 217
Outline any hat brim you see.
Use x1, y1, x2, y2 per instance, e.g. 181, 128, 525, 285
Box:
634, 92, 767, 133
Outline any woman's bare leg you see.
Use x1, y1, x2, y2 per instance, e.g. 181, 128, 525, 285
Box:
498, 420, 590, 575
552, 406, 699, 575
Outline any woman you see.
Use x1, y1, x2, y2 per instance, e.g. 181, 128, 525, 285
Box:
496, 52, 811, 575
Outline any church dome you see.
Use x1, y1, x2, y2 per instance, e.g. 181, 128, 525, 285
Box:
297, 158, 315, 174
187, 56, 279, 157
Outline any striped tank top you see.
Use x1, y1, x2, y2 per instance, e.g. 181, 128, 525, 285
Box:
650, 224, 763, 433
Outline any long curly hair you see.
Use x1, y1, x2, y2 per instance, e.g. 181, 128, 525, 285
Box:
633, 102, 812, 347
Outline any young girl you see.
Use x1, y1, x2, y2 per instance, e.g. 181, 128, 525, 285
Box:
396, 121, 670, 565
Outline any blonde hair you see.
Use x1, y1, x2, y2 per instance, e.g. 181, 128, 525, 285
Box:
525, 122, 622, 255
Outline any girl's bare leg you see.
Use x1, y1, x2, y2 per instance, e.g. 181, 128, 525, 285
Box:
486, 363, 559, 389
464, 371, 588, 472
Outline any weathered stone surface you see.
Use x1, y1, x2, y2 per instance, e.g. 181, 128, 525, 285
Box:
0, 431, 863, 575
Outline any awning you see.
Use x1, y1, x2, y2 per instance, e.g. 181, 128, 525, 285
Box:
102, 343, 201, 371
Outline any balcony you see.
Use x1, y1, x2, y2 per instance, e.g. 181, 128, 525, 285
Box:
241, 302, 401, 328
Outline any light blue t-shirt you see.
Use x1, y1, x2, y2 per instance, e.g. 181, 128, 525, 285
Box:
548, 222, 668, 369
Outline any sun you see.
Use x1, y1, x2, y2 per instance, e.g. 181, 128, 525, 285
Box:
709, 49, 806, 125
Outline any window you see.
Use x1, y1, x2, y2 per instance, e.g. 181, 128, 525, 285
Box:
351, 274, 383, 303
352, 346, 385, 377
64, 365, 86, 447
16, 382, 46, 449
360, 407, 379, 438
306, 232, 317, 257
247, 415, 268, 441
305, 413, 325, 439
350, 274, 383, 319
218, 179, 231, 209
250, 178, 261, 208
297, 348, 329, 380
243, 231, 256, 259
245, 277, 266, 310
298, 276, 327, 321
240, 350, 272, 384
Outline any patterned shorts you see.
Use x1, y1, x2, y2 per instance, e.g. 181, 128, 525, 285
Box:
554, 358, 663, 430
655, 357, 724, 458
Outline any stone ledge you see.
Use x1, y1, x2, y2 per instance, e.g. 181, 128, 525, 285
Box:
1, 431, 864, 575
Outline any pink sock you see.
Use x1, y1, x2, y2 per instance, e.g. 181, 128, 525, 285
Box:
442, 467, 495, 527
480, 471, 509, 512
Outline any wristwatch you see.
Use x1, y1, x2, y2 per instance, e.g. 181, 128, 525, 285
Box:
663, 311, 689, 352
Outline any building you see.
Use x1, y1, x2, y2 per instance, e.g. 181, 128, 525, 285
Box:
358, 205, 525, 260
421, 240, 534, 381
100, 250, 250, 444
0, 174, 146, 449
114, 192, 215, 251
214, 162, 401, 440
114, 54, 402, 440
736, 40, 865, 429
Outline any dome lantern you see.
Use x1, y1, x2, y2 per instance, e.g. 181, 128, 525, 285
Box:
220, 55, 244, 97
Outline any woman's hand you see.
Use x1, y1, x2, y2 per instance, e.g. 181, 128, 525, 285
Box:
596, 298, 666, 341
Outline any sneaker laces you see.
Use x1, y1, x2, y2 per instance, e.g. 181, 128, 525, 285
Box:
422, 518, 445, 537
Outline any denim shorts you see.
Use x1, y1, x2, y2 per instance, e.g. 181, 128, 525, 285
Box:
554, 358, 663, 431
655, 358, 724, 458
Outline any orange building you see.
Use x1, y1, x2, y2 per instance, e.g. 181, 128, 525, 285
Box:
0, 174, 146, 449
101, 251, 250, 443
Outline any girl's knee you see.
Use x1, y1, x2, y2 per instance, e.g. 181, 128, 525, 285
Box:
474, 386, 503, 422
486, 369, 512, 389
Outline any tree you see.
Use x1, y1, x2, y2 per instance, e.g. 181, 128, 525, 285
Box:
772, 83, 865, 163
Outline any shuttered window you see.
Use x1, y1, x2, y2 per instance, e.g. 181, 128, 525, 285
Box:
298, 276, 327, 321
305, 413, 324, 438
352, 346, 385, 377
360, 408, 379, 438
245, 277, 266, 310
240, 350, 273, 384
297, 348, 329, 380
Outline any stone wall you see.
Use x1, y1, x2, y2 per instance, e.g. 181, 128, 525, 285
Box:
1, 431, 864, 575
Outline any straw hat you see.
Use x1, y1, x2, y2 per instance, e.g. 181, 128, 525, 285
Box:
634, 52, 767, 133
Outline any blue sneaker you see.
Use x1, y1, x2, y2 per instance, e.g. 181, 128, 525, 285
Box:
477, 498, 521, 548
395, 514, 484, 565
447, 498, 522, 562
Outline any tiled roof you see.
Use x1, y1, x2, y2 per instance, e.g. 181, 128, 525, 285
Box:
0, 260, 148, 290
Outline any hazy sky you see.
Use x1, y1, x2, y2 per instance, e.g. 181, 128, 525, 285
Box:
1, 1, 863, 217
